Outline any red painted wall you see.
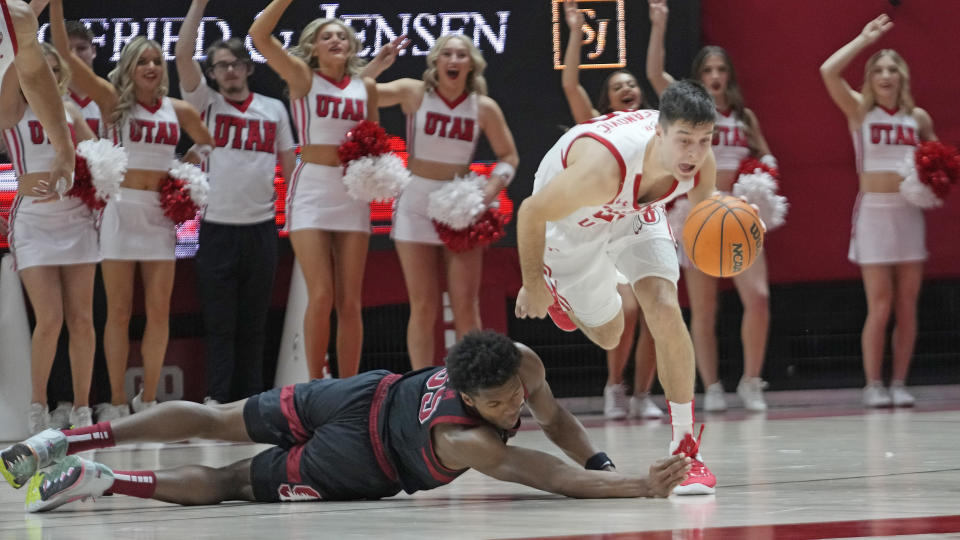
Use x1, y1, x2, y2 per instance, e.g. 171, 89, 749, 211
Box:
701, 0, 960, 282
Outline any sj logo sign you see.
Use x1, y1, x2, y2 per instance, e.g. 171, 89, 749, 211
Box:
552, 0, 626, 70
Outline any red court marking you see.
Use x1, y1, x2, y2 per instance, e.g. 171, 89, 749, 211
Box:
503, 514, 960, 540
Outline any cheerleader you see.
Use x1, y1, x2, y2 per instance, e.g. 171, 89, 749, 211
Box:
364, 34, 519, 370
0, 43, 98, 431
250, 1, 379, 379
560, 0, 661, 419
50, 0, 215, 418
820, 14, 937, 407
647, 0, 776, 411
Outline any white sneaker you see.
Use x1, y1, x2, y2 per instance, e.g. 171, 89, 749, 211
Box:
863, 382, 892, 407
48, 402, 73, 430
203, 397, 221, 406
131, 391, 157, 413
736, 377, 768, 411
25, 455, 115, 513
27, 404, 51, 434
703, 382, 727, 412
890, 382, 915, 407
94, 403, 129, 423
68, 406, 94, 428
629, 393, 664, 418
603, 384, 628, 419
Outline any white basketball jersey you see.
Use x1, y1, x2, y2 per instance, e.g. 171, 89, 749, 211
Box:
68, 90, 103, 138
2, 105, 75, 176
853, 106, 919, 173
712, 109, 750, 171
290, 72, 367, 146
533, 109, 698, 236
109, 97, 180, 171
0, 0, 16, 83
406, 90, 480, 165
182, 83, 295, 224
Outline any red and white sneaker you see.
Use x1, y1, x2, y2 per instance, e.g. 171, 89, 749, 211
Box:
670, 426, 716, 495
546, 299, 577, 332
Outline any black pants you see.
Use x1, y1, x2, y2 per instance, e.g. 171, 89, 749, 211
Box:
196, 219, 277, 402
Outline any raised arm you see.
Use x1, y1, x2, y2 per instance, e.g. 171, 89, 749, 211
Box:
175, 0, 209, 94
28, 0, 49, 17
515, 138, 621, 319
248, 0, 312, 99
645, 0, 675, 97
478, 96, 519, 204
359, 34, 409, 80
48, 0, 116, 115
560, 0, 599, 124
434, 423, 689, 498
820, 15, 892, 123
10, 0, 74, 191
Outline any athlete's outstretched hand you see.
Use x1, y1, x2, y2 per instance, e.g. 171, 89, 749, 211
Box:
646, 455, 691, 498
373, 35, 410, 71
860, 14, 893, 44
515, 281, 554, 320
564, 0, 584, 31
649, 0, 668, 28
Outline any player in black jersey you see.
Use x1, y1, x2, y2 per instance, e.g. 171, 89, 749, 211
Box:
3, 331, 691, 512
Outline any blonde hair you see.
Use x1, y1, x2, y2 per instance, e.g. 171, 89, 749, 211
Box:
423, 35, 487, 96
40, 42, 71, 96
861, 49, 915, 113
289, 19, 365, 75
107, 37, 169, 127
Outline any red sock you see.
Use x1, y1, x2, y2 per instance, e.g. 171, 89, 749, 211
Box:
64, 422, 116, 454
106, 470, 157, 499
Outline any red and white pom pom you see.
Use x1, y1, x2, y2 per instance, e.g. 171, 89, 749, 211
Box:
733, 171, 788, 230
160, 160, 209, 224
666, 197, 692, 239
733, 155, 788, 230
428, 172, 504, 252
338, 120, 410, 202
68, 139, 127, 210
899, 141, 960, 209
342, 153, 410, 202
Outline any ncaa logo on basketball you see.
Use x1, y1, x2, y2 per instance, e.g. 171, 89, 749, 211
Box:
730, 243, 744, 274
552, 0, 626, 70
278, 483, 322, 501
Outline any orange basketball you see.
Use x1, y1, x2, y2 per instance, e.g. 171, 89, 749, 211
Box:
682, 194, 764, 278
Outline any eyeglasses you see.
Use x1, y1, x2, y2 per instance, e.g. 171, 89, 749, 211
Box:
211, 60, 249, 73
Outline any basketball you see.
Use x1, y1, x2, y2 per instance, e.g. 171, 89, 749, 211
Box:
682, 194, 764, 278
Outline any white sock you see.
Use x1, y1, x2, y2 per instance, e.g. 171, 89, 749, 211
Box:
669, 400, 694, 444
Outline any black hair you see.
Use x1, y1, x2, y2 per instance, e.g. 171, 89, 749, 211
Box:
64, 21, 94, 43
596, 69, 650, 114
658, 79, 715, 130
444, 330, 521, 396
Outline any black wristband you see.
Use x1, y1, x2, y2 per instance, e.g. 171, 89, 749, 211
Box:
585, 452, 614, 471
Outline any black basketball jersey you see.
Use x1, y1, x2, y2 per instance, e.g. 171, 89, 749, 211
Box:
378, 366, 520, 494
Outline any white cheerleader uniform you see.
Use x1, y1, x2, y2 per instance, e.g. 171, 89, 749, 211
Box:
392, 90, 481, 245
287, 73, 369, 233
848, 106, 925, 264
3, 106, 100, 271
99, 98, 180, 261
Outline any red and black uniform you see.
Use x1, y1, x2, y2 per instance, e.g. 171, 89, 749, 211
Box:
243, 367, 518, 502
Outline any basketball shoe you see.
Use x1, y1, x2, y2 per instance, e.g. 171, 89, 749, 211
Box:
25, 456, 114, 513
0, 429, 68, 489
670, 426, 716, 495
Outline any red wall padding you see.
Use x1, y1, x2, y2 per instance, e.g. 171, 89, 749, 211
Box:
701, 0, 960, 282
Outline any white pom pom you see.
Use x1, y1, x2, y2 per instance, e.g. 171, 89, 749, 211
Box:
667, 197, 692, 238
733, 171, 789, 230
168, 160, 210, 207
427, 172, 487, 230
899, 152, 941, 209
342, 154, 411, 202
76, 139, 127, 202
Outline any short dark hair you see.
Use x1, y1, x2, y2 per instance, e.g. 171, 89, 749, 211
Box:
204, 38, 252, 71
444, 331, 522, 396
64, 21, 94, 43
658, 80, 715, 130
